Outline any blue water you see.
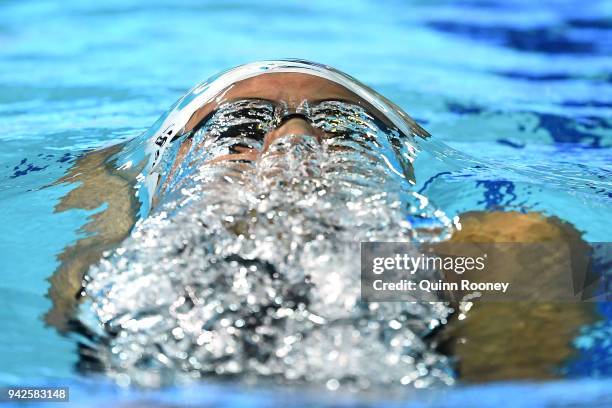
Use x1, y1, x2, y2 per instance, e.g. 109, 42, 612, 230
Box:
0, 0, 610, 406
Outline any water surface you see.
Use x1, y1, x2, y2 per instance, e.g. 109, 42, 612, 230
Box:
0, 0, 610, 406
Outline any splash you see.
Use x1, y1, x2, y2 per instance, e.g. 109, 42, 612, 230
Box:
77, 67, 455, 390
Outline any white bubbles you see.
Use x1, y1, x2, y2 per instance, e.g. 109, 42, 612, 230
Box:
77, 100, 454, 390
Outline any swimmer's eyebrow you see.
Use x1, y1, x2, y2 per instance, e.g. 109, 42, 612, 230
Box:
309, 97, 359, 105
222, 97, 278, 106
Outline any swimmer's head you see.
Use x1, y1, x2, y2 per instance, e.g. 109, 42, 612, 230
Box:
145, 60, 429, 201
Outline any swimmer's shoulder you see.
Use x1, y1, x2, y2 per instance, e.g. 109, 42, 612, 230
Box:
46, 143, 144, 332
436, 210, 598, 382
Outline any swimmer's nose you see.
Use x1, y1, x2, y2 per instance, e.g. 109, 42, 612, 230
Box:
263, 117, 322, 153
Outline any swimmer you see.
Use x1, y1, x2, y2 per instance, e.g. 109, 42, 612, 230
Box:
46, 60, 598, 387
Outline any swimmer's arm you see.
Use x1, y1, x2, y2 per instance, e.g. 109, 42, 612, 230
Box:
434, 211, 598, 382
45, 144, 144, 332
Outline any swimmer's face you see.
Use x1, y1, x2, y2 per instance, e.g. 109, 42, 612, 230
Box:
182, 73, 402, 164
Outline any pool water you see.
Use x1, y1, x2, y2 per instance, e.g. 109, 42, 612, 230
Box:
0, 0, 610, 406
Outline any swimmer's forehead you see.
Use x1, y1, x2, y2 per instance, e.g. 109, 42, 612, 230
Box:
185, 72, 392, 132
222, 72, 358, 102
